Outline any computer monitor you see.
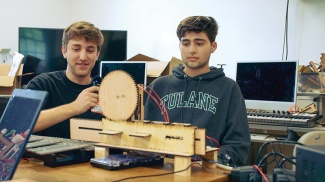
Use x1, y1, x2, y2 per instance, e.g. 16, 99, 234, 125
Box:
18, 27, 127, 84
100, 61, 147, 86
235, 60, 298, 111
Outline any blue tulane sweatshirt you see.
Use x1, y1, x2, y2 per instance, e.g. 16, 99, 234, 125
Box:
144, 65, 251, 166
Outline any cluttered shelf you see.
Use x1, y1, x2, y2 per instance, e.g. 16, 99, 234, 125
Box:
297, 92, 325, 96
298, 72, 325, 94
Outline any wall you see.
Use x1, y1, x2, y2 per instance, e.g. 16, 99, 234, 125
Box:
69, 0, 296, 79
299, 0, 325, 65
0, 0, 71, 52
0, 0, 324, 80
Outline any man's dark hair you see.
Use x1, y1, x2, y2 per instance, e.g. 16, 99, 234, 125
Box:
176, 16, 219, 43
62, 21, 104, 51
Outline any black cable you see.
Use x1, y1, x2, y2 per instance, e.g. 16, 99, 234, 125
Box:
275, 167, 293, 182
111, 162, 194, 182
257, 152, 296, 168
259, 141, 284, 169
256, 140, 303, 165
112, 160, 231, 182
274, 130, 287, 167
260, 141, 290, 169
255, 110, 308, 165
282, 0, 290, 60
271, 147, 294, 182
278, 155, 296, 168
194, 162, 230, 175
266, 140, 278, 167
285, 0, 289, 60
256, 140, 301, 164
275, 145, 286, 168
258, 152, 295, 182
255, 141, 297, 182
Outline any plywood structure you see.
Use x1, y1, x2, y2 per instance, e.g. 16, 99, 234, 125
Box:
70, 70, 218, 177
95, 119, 206, 157
70, 118, 102, 142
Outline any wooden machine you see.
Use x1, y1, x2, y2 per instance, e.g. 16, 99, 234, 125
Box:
71, 70, 218, 176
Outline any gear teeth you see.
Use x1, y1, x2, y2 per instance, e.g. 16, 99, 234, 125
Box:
98, 70, 139, 120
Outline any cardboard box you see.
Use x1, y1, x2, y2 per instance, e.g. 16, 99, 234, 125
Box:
0, 49, 12, 64
127, 53, 184, 84
0, 63, 24, 95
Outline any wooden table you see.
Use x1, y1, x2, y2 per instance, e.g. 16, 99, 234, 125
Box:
13, 158, 230, 182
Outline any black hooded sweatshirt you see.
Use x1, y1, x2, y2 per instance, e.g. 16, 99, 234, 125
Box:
144, 65, 251, 166
26, 71, 103, 138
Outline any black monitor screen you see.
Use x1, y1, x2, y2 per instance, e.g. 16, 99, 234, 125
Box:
235, 61, 298, 111
18, 27, 127, 84
100, 61, 147, 85
236, 61, 297, 102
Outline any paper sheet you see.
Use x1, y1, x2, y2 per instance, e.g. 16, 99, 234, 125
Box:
8, 52, 24, 76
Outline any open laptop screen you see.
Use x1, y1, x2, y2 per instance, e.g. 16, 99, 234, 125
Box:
0, 96, 10, 117
0, 89, 48, 180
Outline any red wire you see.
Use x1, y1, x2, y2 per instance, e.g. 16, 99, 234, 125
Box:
146, 86, 169, 123
253, 164, 269, 182
206, 135, 220, 148
138, 85, 169, 123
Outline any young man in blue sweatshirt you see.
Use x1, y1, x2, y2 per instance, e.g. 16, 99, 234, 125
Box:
144, 16, 251, 166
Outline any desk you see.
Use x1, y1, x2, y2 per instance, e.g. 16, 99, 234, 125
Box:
249, 123, 325, 133
13, 158, 229, 182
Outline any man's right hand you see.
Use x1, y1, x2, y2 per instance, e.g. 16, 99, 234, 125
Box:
33, 86, 100, 133
70, 86, 99, 115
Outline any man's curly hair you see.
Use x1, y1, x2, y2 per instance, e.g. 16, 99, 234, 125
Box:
176, 16, 219, 43
62, 21, 104, 51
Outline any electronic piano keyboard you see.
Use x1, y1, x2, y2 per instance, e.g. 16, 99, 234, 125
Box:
247, 110, 323, 127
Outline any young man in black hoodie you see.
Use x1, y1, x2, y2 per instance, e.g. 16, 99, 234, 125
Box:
144, 16, 251, 166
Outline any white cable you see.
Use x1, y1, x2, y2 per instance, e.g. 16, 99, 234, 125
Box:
216, 163, 233, 171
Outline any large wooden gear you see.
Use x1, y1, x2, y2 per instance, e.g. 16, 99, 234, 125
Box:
98, 70, 138, 121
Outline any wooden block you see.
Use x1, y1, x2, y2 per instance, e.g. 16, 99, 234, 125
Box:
70, 118, 102, 142
174, 156, 192, 176
201, 148, 219, 169
101, 119, 202, 156
310, 61, 319, 72
195, 128, 206, 155
94, 146, 109, 158
301, 65, 313, 73
307, 77, 320, 86
129, 133, 151, 137
99, 130, 123, 135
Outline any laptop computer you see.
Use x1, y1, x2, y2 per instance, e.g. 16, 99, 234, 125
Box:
0, 89, 48, 180
0, 95, 10, 117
